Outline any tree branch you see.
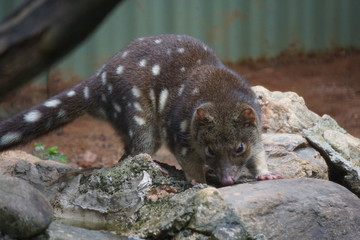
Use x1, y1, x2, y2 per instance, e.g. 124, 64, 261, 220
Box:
0, 0, 123, 99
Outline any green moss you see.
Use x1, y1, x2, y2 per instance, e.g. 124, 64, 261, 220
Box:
125, 187, 202, 238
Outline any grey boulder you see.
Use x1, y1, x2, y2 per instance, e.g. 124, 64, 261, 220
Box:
220, 178, 360, 240
0, 176, 53, 239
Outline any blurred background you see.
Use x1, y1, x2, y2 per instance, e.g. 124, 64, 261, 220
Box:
0, 0, 359, 166
2, 0, 359, 75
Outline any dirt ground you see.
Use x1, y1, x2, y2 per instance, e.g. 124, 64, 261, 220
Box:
1, 50, 359, 168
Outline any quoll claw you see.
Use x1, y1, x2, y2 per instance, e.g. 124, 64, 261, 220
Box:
257, 173, 283, 181
191, 179, 199, 186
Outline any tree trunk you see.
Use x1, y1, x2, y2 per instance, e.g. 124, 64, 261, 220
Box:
0, 0, 123, 99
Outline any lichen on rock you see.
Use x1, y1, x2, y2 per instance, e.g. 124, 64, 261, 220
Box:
126, 186, 249, 240
303, 115, 360, 197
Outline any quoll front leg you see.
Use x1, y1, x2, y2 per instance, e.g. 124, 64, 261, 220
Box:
247, 147, 283, 181
175, 148, 206, 185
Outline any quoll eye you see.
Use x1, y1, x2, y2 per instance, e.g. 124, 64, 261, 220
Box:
235, 143, 245, 156
205, 146, 215, 157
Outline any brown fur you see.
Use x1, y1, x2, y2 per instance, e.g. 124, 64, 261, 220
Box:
0, 34, 280, 185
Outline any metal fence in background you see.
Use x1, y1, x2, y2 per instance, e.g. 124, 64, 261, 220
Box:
1, 0, 359, 79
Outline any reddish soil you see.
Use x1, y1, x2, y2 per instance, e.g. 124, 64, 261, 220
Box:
1, 50, 359, 168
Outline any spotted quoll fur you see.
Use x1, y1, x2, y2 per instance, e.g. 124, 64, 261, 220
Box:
0, 34, 281, 186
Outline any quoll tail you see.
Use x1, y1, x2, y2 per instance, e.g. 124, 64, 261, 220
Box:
0, 78, 96, 151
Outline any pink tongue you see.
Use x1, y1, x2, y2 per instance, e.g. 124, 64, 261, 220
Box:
220, 175, 235, 186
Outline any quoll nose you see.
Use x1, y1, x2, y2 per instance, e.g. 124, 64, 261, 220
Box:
220, 175, 235, 186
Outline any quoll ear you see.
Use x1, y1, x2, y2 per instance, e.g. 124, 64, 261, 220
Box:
239, 108, 257, 126
194, 103, 214, 124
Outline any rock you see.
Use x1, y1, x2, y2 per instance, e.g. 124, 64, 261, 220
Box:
0, 176, 53, 239
188, 188, 249, 240
262, 133, 328, 179
0, 150, 45, 172
0, 150, 75, 198
126, 186, 249, 239
1, 86, 359, 239
303, 115, 360, 197
19, 152, 247, 239
52, 154, 188, 229
253, 86, 360, 197
252, 86, 320, 133
219, 178, 360, 240
33, 221, 135, 240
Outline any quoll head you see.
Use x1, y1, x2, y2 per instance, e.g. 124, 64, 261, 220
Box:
190, 102, 261, 186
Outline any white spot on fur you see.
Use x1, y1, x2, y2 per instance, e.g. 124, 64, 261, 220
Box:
101, 72, 107, 85
161, 128, 167, 140
96, 64, 105, 77
203, 45, 208, 51
101, 94, 107, 102
132, 86, 141, 98
159, 89, 169, 113
122, 51, 129, 58
133, 102, 143, 112
149, 89, 156, 110
178, 84, 185, 96
139, 59, 147, 67
113, 102, 121, 113
180, 120, 188, 132
45, 120, 52, 130
197, 59, 202, 64
97, 108, 107, 119
0, 132, 22, 145
44, 99, 61, 108
166, 49, 172, 55
192, 88, 199, 95
180, 67, 185, 72
181, 147, 188, 156
57, 109, 66, 118
138, 37, 144, 41
67, 90, 76, 97
83, 87, 90, 99
177, 48, 185, 53
108, 84, 113, 93
24, 110, 42, 123
134, 116, 146, 126
152, 64, 161, 76
129, 130, 134, 138
154, 39, 162, 44
116, 65, 124, 75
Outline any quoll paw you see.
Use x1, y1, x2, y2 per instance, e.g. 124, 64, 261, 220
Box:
257, 173, 283, 181
191, 179, 199, 186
